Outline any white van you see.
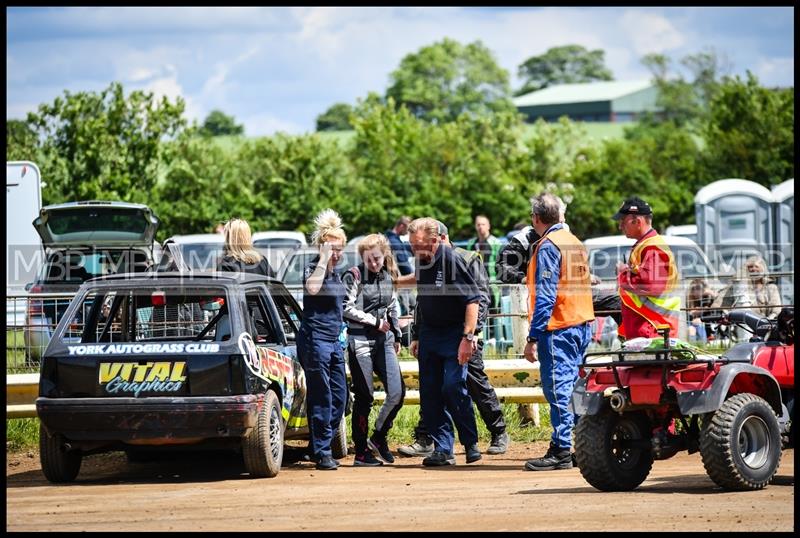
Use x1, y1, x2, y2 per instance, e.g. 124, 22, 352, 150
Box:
251, 231, 307, 271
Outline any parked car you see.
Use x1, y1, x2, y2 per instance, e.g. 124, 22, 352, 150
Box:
157, 234, 225, 272
24, 201, 159, 360
276, 246, 359, 305
664, 224, 698, 243
36, 272, 348, 482
252, 230, 307, 271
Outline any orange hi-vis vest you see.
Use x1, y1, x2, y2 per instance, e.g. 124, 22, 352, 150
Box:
527, 228, 595, 331
619, 232, 681, 335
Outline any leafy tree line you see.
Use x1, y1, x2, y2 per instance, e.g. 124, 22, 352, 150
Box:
6, 43, 793, 242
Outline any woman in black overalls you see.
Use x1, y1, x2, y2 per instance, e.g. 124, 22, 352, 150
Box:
297, 209, 348, 471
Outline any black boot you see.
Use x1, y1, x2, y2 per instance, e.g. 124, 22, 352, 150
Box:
524, 443, 573, 471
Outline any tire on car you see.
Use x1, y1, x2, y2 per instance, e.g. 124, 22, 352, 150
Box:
331, 416, 348, 460
700, 392, 782, 490
242, 389, 284, 478
39, 424, 82, 483
574, 409, 654, 491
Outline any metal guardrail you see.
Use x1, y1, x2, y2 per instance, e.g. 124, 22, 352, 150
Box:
6, 359, 544, 419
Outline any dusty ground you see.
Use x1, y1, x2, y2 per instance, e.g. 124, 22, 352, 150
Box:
6, 442, 794, 532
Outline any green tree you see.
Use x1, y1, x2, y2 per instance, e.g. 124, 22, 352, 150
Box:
152, 133, 233, 238
386, 38, 516, 124
315, 102, 354, 131
516, 44, 613, 96
6, 119, 39, 161
641, 48, 730, 127
702, 72, 794, 187
23, 81, 186, 205
348, 98, 531, 237
201, 109, 244, 136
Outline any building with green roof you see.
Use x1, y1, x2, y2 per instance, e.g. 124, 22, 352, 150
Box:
513, 80, 660, 123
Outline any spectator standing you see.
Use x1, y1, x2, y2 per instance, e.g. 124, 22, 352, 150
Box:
217, 218, 275, 277
298, 209, 348, 471
385, 216, 414, 276
342, 234, 406, 467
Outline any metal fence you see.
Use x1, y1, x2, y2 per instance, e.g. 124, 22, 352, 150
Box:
6, 275, 794, 373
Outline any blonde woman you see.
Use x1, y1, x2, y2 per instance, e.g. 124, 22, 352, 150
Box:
217, 218, 275, 277
342, 234, 406, 466
298, 209, 348, 471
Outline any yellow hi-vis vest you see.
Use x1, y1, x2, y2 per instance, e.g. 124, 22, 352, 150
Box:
527, 228, 595, 331
619, 233, 681, 334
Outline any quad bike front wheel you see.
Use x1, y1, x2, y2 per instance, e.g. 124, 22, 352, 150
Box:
574, 410, 654, 491
700, 393, 781, 490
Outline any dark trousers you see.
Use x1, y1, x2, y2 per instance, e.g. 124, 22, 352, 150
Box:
348, 331, 406, 453
414, 338, 505, 442
418, 326, 479, 455
298, 330, 347, 460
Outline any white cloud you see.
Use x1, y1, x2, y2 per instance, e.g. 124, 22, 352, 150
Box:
754, 57, 794, 87
620, 10, 686, 56
242, 112, 306, 137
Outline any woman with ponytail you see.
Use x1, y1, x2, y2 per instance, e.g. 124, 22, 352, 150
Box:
298, 209, 348, 471
342, 234, 405, 466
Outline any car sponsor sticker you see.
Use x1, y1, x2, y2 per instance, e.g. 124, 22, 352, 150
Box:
68, 343, 220, 355
98, 361, 187, 397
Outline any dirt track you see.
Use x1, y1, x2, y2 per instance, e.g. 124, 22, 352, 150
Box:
6, 443, 794, 532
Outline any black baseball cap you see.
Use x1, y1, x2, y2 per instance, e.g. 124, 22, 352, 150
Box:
434, 219, 449, 236
612, 196, 653, 220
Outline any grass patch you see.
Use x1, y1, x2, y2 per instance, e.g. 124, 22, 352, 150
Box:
7, 418, 40, 452
359, 403, 553, 446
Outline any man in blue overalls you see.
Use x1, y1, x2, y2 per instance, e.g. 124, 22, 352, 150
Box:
523, 193, 594, 471
408, 217, 482, 466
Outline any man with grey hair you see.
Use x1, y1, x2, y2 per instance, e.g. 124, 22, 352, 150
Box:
398, 219, 509, 458
523, 193, 594, 471
407, 217, 483, 466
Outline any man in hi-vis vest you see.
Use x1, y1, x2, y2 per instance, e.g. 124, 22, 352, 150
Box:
613, 197, 681, 339
523, 193, 594, 471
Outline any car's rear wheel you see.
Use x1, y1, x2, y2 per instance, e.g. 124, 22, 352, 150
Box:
700, 393, 781, 490
574, 410, 653, 491
39, 425, 82, 483
331, 417, 348, 460
242, 389, 284, 478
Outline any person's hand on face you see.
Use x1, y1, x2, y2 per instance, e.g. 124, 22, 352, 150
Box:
321, 240, 344, 268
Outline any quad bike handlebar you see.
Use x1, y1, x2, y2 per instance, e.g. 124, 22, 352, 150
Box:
701, 307, 794, 344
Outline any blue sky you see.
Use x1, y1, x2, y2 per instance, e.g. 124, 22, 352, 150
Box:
6, 6, 794, 136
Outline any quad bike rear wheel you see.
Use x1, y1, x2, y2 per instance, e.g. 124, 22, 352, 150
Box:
700, 393, 781, 490
574, 410, 654, 491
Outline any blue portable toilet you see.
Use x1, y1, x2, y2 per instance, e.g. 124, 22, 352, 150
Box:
771, 179, 793, 307
695, 179, 773, 274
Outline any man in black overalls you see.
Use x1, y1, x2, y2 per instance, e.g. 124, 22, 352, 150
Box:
407, 217, 482, 466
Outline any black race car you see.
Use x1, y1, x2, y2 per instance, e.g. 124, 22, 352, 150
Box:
36, 272, 348, 482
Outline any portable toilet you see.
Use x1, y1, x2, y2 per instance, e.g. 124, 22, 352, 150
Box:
695, 178, 773, 274
771, 179, 794, 308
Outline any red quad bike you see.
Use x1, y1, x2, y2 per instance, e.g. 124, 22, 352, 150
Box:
572, 307, 794, 491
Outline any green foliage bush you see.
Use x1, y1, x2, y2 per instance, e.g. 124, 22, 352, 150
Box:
5, 75, 793, 241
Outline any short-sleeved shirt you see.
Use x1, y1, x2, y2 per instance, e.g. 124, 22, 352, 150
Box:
416, 244, 481, 330
300, 255, 345, 341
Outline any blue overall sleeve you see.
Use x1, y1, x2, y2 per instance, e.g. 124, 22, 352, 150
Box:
529, 240, 561, 340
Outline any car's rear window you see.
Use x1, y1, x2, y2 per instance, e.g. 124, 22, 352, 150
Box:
47, 207, 148, 235
59, 286, 233, 344
45, 250, 150, 283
